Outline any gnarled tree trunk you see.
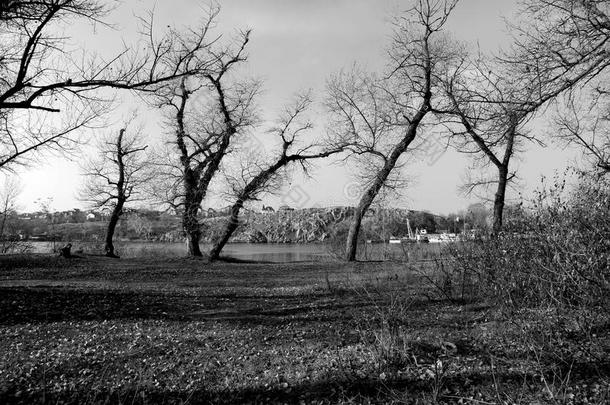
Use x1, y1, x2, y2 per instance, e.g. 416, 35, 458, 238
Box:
492, 166, 509, 236
104, 129, 127, 258
346, 178, 389, 262
209, 200, 243, 260
345, 109, 428, 261
104, 199, 124, 258
182, 170, 204, 257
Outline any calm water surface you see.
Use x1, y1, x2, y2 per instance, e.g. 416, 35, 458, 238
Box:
30, 241, 333, 262
29, 241, 440, 262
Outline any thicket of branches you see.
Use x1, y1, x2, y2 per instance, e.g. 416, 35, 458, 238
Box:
0, 0, 217, 171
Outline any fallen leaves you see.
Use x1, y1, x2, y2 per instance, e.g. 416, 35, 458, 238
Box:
0, 258, 608, 404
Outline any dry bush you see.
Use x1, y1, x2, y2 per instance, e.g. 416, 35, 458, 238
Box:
450, 171, 609, 312
445, 170, 610, 398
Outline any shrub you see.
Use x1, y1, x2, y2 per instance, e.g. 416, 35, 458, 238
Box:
444, 171, 609, 384
450, 171, 609, 312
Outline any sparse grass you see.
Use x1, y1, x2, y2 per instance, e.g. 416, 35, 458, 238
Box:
0, 254, 608, 404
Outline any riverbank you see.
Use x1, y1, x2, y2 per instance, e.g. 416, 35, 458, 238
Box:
0, 255, 607, 404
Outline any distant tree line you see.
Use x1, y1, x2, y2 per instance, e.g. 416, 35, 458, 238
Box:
0, 204, 491, 245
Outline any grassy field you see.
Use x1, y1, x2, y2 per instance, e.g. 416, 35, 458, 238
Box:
0, 254, 608, 404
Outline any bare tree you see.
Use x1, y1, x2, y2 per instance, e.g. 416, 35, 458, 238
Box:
208, 93, 344, 261
153, 31, 259, 257
440, 55, 594, 235
0, 0, 219, 171
81, 126, 150, 257
327, 0, 459, 261
0, 175, 23, 253
438, 56, 542, 235
437, 0, 610, 234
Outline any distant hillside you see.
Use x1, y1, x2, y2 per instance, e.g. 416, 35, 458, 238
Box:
201, 207, 355, 243
200, 206, 439, 244
7, 206, 462, 244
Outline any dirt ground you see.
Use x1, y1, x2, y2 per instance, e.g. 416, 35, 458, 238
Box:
0, 254, 608, 404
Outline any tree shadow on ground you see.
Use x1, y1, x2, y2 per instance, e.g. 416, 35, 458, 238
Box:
3, 363, 608, 405
0, 286, 379, 326
0, 285, 482, 329
0, 371, 511, 404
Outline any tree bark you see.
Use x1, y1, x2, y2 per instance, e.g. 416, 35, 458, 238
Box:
453, 106, 516, 238
173, 77, 238, 258
345, 160, 402, 261
185, 229, 202, 256
345, 110, 427, 261
209, 200, 243, 261
104, 200, 124, 258
208, 159, 283, 261
174, 80, 204, 257
491, 123, 515, 237
104, 129, 126, 258
207, 145, 340, 261
183, 175, 204, 257
492, 166, 508, 236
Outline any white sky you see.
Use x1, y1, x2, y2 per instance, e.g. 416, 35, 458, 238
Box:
11, 0, 580, 214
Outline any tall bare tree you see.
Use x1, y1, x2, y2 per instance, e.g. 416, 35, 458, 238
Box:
81, 126, 150, 257
438, 57, 543, 235
0, 0, 219, 171
438, 0, 610, 234
327, 0, 459, 261
209, 93, 344, 261
0, 175, 22, 253
154, 31, 259, 257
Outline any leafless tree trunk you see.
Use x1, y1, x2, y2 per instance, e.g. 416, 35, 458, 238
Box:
0, 176, 21, 252
81, 127, 149, 258
344, 114, 428, 261
153, 32, 258, 257
209, 94, 344, 260
327, 0, 459, 261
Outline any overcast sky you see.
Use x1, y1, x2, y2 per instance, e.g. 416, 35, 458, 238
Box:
12, 0, 579, 214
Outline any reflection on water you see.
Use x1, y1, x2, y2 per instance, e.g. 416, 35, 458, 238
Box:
29, 241, 333, 262
28, 241, 442, 263
211, 243, 332, 262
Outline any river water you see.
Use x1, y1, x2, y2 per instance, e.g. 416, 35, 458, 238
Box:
29, 241, 335, 262
27, 241, 443, 262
